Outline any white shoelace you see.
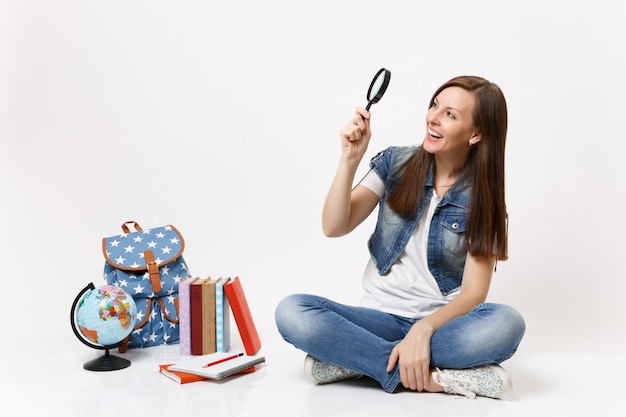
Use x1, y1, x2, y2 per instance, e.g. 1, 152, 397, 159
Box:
433, 367, 477, 399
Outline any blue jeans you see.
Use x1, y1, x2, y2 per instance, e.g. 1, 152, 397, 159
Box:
274, 294, 525, 393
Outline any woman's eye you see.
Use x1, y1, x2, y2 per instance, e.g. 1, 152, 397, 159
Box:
446, 111, 455, 119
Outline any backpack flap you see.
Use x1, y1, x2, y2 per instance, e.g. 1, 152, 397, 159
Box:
102, 222, 186, 294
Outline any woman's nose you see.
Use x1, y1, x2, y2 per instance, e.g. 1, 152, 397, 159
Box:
426, 108, 440, 124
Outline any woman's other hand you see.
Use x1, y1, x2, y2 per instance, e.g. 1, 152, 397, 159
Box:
386, 321, 434, 392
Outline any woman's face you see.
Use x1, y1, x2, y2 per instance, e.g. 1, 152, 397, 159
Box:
423, 86, 481, 157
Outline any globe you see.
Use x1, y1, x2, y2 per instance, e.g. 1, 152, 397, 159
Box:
70, 283, 138, 371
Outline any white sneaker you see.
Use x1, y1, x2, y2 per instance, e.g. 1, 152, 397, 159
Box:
303, 355, 362, 384
432, 365, 512, 399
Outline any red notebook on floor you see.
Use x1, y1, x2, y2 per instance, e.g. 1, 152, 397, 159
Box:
224, 277, 261, 355
159, 363, 207, 384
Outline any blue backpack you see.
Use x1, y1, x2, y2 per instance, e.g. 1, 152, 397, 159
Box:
103, 221, 191, 351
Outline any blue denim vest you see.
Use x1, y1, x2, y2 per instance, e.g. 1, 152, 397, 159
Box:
367, 146, 471, 296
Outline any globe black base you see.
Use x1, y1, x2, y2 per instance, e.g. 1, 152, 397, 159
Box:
83, 349, 131, 371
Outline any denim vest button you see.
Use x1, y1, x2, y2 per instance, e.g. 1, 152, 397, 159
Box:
452, 222, 459, 230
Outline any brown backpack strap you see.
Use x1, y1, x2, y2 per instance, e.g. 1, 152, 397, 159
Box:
143, 250, 162, 293
121, 221, 142, 234
117, 336, 129, 353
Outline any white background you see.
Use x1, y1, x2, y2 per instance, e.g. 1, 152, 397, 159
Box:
1, 0, 625, 359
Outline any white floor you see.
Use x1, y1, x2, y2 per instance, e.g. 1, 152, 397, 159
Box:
5, 330, 624, 417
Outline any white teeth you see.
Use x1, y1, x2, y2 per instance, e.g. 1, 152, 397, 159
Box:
428, 128, 443, 138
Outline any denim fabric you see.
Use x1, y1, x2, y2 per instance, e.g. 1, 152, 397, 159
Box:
275, 294, 525, 393
367, 146, 471, 295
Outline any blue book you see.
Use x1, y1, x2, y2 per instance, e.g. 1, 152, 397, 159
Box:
215, 277, 231, 352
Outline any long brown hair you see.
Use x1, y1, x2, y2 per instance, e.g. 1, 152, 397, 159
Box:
387, 76, 508, 260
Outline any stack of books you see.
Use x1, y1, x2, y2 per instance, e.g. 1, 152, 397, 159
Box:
178, 276, 261, 357
160, 276, 264, 384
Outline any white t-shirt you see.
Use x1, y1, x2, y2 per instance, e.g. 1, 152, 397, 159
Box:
358, 170, 460, 319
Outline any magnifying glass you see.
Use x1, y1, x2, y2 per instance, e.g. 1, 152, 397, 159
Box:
365, 68, 391, 110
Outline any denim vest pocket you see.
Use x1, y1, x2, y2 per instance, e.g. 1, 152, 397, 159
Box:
442, 215, 467, 255
436, 215, 468, 294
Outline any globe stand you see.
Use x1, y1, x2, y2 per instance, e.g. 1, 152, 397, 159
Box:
83, 348, 131, 371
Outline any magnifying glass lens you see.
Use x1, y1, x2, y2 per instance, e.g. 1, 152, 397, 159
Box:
366, 68, 391, 110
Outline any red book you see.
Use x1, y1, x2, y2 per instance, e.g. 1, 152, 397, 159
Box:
224, 277, 261, 355
190, 278, 206, 355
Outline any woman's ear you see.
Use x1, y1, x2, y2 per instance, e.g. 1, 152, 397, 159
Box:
469, 133, 482, 145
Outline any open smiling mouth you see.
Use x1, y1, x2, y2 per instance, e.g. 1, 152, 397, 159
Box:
428, 128, 443, 139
